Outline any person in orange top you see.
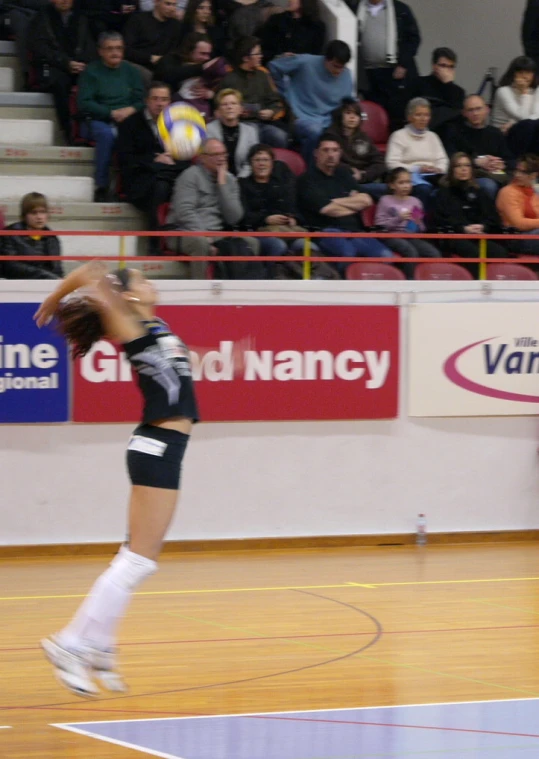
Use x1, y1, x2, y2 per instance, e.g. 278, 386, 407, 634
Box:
496, 153, 539, 253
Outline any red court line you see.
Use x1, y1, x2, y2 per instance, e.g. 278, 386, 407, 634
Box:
1, 622, 537, 654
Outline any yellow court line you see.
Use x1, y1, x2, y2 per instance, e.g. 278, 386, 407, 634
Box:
1, 576, 539, 602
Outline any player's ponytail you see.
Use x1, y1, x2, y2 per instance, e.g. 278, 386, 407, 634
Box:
55, 296, 107, 359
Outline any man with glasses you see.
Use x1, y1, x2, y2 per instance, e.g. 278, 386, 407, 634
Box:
166, 138, 261, 278
413, 47, 464, 139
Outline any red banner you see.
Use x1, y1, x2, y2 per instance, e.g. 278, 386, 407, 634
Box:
72, 306, 399, 422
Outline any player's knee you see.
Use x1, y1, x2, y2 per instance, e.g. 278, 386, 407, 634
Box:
110, 546, 158, 591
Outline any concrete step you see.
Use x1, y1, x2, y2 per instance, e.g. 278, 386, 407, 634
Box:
0, 67, 14, 92
0, 175, 93, 202
0, 118, 54, 145
0, 41, 16, 55
0, 145, 94, 176
0, 91, 53, 107
0, 200, 143, 224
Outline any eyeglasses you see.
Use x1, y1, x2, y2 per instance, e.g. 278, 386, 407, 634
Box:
249, 51, 263, 57
436, 62, 456, 69
204, 150, 228, 157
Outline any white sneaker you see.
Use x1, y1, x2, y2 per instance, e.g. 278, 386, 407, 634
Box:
88, 648, 129, 693
41, 636, 99, 698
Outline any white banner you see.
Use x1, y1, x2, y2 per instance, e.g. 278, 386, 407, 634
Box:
409, 302, 539, 417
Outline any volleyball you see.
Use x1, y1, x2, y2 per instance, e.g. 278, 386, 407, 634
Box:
157, 103, 207, 161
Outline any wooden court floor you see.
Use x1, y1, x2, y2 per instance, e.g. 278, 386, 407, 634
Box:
2, 542, 539, 758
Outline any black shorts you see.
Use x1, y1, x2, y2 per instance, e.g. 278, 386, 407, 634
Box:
126, 424, 190, 490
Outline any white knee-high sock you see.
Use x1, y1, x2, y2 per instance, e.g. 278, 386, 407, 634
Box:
56, 546, 157, 652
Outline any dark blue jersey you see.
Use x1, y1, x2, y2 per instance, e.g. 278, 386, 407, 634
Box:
123, 318, 199, 425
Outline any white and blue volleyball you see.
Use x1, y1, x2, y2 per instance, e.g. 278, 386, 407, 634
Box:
157, 103, 207, 160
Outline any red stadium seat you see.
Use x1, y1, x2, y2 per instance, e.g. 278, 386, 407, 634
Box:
272, 148, 306, 176
486, 263, 538, 280
346, 262, 406, 280
361, 204, 377, 229
359, 100, 390, 151
414, 262, 474, 280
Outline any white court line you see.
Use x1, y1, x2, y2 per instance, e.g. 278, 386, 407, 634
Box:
51, 724, 186, 759
51, 696, 539, 727
0, 726, 12, 729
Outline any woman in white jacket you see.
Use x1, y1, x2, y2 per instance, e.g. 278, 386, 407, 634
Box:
491, 56, 539, 154
385, 97, 448, 206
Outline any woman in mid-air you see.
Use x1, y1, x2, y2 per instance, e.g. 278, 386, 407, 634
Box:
34, 261, 200, 697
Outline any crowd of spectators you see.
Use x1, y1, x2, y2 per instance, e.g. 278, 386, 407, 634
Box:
3, 0, 539, 279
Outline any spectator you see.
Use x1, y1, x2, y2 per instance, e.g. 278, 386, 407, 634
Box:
78, 1, 138, 37
166, 138, 261, 278
433, 152, 507, 274
443, 95, 514, 199
269, 40, 354, 162
181, 0, 226, 57
522, 0, 539, 68
297, 134, 393, 276
206, 89, 259, 176
1, 0, 48, 91
375, 167, 440, 276
354, 0, 420, 127
259, 0, 326, 62
27, 0, 96, 144
413, 47, 465, 139
385, 97, 448, 206
123, 0, 184, 86
496, 153, 539, 255
78, 31, 145, 202
0, 192, 63, 280
217, 36, 288, 147
139, 0, 187, 21
227, 0, 283, 47
117, 81, 189, 251
325, 98, 387, 199
491, 56, 539, 156
239, 143, 307, 273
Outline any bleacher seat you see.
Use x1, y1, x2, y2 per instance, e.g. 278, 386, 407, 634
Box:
358, 100, 390, 152
415, 262, 473, 281
361, 204, 377, 229
346, 261, 406, 280
486, 263, 538, 281
272, 148, 306, 176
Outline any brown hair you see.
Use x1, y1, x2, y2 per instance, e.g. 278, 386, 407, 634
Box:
20, 191, 48, 221
442, 151, 478, 189
517, 153, 539, 174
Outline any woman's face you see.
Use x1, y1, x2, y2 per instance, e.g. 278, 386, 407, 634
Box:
514, 162, 537, 187
342, 107, 361, 131
408, 106, 431, 131
196, 0, 211, 24
25, 206, 48, 230
453, 156, 473, 183
514, 70, 534, 89
251, 150, 273, 180
125, 269, 158, 307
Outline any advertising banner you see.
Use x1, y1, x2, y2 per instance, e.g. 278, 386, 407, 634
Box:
409, 302, 539, 417
73, 305, 399, 422
0, 303, 69, 423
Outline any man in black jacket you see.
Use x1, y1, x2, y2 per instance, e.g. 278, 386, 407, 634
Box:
123, 0, 184, 86
27, 0, 96, 143
413, 47, 465, 140
117, 81, 188, 249
0, 0, 48, 89
523, 0, 539, 67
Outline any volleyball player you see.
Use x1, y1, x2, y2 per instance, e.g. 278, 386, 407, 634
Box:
34, 261, 205, 697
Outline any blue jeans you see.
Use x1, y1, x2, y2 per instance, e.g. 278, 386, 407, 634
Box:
81, 119, 117, 189
258, 122, 288, 148
319, 227, 393, 276
359, 182, 388, 201
477, 176, 500, 199
294, 119, 324, 163
509, 228, 539, 255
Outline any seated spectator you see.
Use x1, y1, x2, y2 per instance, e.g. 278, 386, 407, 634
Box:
259, 0, 326, 62
181, 0, 226, 57
239, 143, 308, 273
2, 0, 48, 91
385, 97, 448, 206
354, 0, 420, 127
325, 98, 387, 199
227, 0, 283, 48
522, 0, 539, 69
412, 47, 465, 140
166, 138, 261, 278
78, 32, 145, 202
139, 0, 187, 21
443, 94, 514, 198
217, 36, 288, 148
491, 56, 539, 156
269, 40, 354, 162
297, 134, 393, 276
374, 167, 440, 277
117, 81, 189, 251
157, 33, 226, 119
27, 0, 96, 144
496, 153, 539, 255
79, 1, 138, 37
433, 152, 507, 274
206, 89, 259, 176
0, 192, 63, 280
123, 0, 184, 86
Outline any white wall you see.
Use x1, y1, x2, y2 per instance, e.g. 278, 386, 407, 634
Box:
2, 280, 539, 547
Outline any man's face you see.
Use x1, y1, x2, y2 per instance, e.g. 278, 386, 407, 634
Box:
52, 0, 73, 11
325, 58, 346, 77
154, 0, 178, 18
433, 56, 456, 81
99, 38, 124, 68
146, 87, 171, 119
191, 41, 212, 64
463, 97, 488, 128
315, 140, 342, 172
200, 139, 228, 174
217, 95, 241, 123
243, 45, 263, 70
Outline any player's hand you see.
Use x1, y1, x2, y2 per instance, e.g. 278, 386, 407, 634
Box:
34, 295, 59, 327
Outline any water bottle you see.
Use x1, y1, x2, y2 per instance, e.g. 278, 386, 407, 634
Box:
416, 513, 427, 546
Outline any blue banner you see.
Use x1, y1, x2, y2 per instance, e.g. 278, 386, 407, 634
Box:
0, 303, 69, 423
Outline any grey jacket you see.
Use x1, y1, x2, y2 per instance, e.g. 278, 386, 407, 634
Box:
167, 164, 244, 230
206, 120, 259, 178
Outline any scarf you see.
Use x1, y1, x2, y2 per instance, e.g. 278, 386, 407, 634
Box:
520, 185, 537, 219
357, 0, 397, 66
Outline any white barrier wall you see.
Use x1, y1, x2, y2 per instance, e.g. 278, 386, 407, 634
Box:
2, 280, 539, 547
